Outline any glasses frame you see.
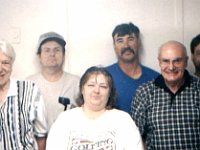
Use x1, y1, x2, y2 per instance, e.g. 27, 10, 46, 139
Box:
158, 57, 187, 67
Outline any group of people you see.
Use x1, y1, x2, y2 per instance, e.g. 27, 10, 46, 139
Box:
0, 22, 200, 150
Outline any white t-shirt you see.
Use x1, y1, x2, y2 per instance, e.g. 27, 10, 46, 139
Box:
27, 72, 79, 130
46, 107, 144, 150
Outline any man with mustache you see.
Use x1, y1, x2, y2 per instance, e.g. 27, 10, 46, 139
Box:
106, 22, 159, 113
131, 40, 200, 149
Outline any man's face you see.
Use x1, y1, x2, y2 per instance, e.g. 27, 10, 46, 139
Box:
158, 43, 188, 86
192, 43, 200, 72
113, 33, 139, 63
0, 51, 12, 88
39, 41, 64, 69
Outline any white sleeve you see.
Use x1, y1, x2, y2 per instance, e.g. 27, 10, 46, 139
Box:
32, 85, 48, 137
46, 112, 68, 150
120, 113, 144, 150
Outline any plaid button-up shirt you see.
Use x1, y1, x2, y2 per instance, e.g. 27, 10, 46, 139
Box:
131, 71, 200, 150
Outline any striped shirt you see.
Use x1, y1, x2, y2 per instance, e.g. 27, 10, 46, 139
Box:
131, 71, 200, 149
0, 79, 48, 150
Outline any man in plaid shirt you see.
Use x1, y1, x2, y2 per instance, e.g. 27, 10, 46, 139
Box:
131, 40, 200, 149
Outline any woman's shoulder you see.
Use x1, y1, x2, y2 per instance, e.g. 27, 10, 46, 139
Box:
58, 107, 82, 118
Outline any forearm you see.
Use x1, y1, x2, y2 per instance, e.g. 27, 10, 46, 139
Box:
36, 137, 47, 150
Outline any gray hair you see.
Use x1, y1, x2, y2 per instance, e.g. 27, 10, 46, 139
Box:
0, 39, 16, 62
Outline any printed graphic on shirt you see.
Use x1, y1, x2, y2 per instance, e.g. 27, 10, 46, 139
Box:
67, 130, 116, 150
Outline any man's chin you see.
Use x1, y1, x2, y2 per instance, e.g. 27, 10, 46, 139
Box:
121, 57, 135, 63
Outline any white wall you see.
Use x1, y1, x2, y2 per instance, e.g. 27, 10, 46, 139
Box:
0, 0, 68, 78
183, 0, 200, 71
0, 0, 200, 78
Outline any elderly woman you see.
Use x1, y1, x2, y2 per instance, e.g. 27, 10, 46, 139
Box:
46, 66, 144, 150
0, 40, 47, 150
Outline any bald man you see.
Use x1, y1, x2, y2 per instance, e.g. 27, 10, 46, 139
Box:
131, 41, 200, 149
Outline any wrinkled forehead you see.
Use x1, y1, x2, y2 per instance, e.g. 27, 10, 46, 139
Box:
159, 42, 187, 58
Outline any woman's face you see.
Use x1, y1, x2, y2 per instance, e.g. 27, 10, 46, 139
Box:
82, 73, 110, 111
0, 51, 12, 88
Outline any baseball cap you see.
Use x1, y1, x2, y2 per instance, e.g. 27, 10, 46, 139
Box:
37, 31, 66, 54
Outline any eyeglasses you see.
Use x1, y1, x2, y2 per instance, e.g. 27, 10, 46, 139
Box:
159, 57, 187, 67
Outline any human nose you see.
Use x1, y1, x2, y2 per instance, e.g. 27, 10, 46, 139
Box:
50, 50, 56, 55
94, 85, 100, 93
123, 39, 129, 48
168, 61, 176, 70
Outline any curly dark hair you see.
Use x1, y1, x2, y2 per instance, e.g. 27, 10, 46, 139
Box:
76, 66, 116, 110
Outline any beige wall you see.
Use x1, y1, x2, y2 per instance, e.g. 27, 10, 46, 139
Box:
0, 0, 200, 78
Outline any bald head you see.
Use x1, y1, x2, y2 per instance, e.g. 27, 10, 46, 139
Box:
157, 40, 189, 90
158, 40, 188, 59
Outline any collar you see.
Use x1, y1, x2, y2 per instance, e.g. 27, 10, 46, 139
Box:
154, 70, 191, 94
7, 78, 18, 97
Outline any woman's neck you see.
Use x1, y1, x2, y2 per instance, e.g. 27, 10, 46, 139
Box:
82, 106, 106, 120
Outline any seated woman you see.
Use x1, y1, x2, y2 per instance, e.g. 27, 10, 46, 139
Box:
46, 66, 144, 150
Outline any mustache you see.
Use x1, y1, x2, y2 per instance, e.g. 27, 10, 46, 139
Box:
121, 47, 135, 55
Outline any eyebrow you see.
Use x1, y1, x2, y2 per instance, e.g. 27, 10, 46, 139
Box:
0, 59, 12, 64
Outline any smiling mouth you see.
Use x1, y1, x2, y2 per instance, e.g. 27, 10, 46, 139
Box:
166, 71, 179, 76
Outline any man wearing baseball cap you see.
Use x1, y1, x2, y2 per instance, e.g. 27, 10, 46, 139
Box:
27, 31, 80, 130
